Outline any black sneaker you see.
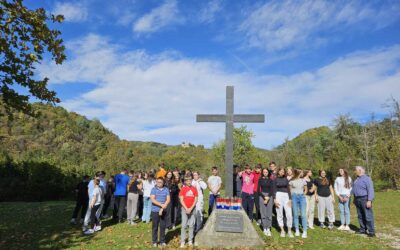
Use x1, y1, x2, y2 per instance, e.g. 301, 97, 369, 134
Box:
320, 223, 326, 229
367, 233, 376, 237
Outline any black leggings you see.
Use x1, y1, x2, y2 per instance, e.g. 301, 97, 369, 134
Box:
90, 204, 101, 228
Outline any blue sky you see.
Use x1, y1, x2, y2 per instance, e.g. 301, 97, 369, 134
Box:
26, 0, 400, 149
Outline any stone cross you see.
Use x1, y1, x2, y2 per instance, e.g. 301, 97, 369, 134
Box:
196, 86, 265, 197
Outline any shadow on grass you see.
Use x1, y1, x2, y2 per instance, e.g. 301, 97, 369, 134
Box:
0, 201, 94, 250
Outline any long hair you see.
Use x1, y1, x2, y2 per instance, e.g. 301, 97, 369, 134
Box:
147, 172, 155, 184
128, 173, 138, 189
342, 168, 350, 189
261, 168, 269, 178
277, 167, 286, 177
319, 170, 329, 185
292, 168, 302, 180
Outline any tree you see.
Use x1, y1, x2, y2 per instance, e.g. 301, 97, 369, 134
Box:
0, 0, 66, 116
211, 126, 260, 168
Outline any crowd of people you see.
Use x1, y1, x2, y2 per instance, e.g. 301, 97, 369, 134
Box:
70, 162, 376, 247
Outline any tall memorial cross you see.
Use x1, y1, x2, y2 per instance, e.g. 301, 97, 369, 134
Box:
196, 86, 265, 197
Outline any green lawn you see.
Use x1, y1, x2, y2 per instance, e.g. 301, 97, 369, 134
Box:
0, 191, 399, 249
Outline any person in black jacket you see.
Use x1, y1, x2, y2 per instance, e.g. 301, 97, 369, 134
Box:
71, 175, 90, 224
102, 176, 115, 218
257, 168, 276, 237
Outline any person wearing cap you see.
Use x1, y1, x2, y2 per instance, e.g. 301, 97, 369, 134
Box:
352, 166, 375, 237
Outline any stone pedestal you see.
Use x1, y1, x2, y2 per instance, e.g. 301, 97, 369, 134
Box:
195, 209, 265, 249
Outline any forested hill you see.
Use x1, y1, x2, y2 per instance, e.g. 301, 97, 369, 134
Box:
0, 103, 173, 176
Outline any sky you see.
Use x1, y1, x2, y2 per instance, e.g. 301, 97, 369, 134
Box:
25, 0, 400, 149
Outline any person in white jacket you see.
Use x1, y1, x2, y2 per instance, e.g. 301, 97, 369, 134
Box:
192, 171, 207, 233
334, 168, 352, 231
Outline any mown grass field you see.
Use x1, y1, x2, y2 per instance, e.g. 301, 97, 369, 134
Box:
0, 191, 399, 249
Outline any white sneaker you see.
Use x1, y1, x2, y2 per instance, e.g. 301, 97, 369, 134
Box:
152, 243, 157, 247
302, 232, 307, 238
180, 243, 185, 248
309, 225, 315, 229
188, 242, 193, 246
288, 231, 294, 238
94, 225, 101, 232
338, 225, 345, 230
84, 229, 94, 235
256, 219, 261, 226
280, 231, 286, 237
344, 225, 351, 231
263, 228, 271, 236
295, 230, 300, 236
70, 218, 76, 224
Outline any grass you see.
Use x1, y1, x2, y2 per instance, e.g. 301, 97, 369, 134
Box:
0, 191, 399, 249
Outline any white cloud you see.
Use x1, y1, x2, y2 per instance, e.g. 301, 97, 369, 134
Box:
240, 0, 400, 52
53, 2, 88, 23
40, 34, 400, 149
198, 0, 223, 23
133, 0, 183, 34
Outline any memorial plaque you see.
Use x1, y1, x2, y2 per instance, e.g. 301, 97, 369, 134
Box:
215, 212, 244, 233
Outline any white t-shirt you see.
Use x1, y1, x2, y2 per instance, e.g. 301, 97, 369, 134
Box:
334, 176, 352, 196
143, 179, 156, 197
92, 186, 103, 206
207, 175, 222, 195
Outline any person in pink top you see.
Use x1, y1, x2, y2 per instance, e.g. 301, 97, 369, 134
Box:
253, 164, 262, 225
239, 165, 255, 220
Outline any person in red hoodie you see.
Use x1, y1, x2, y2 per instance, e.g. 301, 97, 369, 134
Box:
253, 164, 262, 225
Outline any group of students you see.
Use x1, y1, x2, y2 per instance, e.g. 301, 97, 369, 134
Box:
70, 164, 211, 248
70, 162, 376, 247
233, 162, 375, 239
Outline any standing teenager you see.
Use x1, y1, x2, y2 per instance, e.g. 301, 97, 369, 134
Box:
71, 175, 89, 225
84, 179, 103, 235
207, 166, 222, 215
335, 168, 352, 231
239, 165, 255, 221
113, 169, 130, 223
275, 167, 293, 237
289, 169, 308, 238
127, 173, 142, 225
179, 175, 198, 248
304, 170, 316, 229
192, 171, 207, 233
253, 164, 262, 226
315, 170, 335, 230
142, 172, 155, 223
150, 177, 171, 248
257, 168, 276, 236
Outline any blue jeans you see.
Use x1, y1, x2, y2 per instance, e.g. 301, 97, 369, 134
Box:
338, 195, 351, 225
355, 196, 375, 234
142, 197, 152, 223
208, 194, 219, 215
241, 192, 254, 221
292, 193, 307, 231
